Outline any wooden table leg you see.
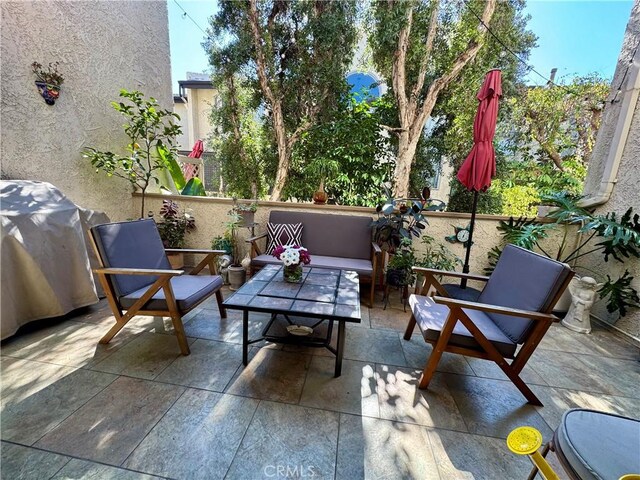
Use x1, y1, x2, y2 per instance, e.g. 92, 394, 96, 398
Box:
335, 320, 346, 377
242, 310, 249, 366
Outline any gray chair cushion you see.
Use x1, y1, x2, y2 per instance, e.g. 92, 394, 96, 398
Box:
478, 244, 572, 344
120, 275, 223, 311
409, 294, 517, 358
556, 408, 640, 480
252, 254, 373, 277
91, 219, 171, 297
268, 211, 372, 260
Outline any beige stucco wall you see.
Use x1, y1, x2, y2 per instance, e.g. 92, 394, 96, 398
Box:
136, 193, 569, 293
0, 0, 173, 221
174, 87, 217, 151
579, 5, 640, 338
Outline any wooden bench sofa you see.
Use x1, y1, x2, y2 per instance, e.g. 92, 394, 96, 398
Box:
246, 210, 382, 306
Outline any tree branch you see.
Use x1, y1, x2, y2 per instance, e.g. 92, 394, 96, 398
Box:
410, 0, 440, 105
247, 0, 276, 105
392, 5, 413, 127
417, 0, 497, 128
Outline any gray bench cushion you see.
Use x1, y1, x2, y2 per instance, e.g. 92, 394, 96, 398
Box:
556, 409, 640, 480
91, 219, 171, 298
268, 211, 372, 260
252, 254, 373, 277
409, 294, 517, 358
120, 275, 223, 311
478, 244, 572, 344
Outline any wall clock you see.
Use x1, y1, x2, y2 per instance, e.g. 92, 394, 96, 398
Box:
445, 225, 473, 248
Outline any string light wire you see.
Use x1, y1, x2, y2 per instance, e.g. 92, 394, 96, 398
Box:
173, 0, 212, 41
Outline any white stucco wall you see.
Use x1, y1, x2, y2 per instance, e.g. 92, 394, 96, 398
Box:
1, 0, 173, 221
580, 4, 640, 338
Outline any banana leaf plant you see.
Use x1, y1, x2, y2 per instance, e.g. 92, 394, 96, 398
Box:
160, 148, 206, 196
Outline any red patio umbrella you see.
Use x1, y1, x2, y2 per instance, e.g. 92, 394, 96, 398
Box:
183, 140, 204, 181
187, 139, 204, 158
457, 69, 502, 286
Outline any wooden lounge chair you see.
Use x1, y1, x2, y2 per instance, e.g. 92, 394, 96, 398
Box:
88, 219, 226, 355
403, 244, 574, 406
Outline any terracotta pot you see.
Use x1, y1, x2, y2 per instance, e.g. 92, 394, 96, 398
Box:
167, 252, 184, 269
313, 180, 328, 205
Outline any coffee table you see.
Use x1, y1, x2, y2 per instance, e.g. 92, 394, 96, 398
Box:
222, 264, 361, 376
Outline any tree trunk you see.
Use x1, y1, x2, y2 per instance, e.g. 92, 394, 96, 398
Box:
390, 0, 497, 198
269, 102, 291, 201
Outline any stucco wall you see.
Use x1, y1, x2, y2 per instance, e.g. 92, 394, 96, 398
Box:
579, 4, 640, 338
0, 0, 173, 221
136, 193, 571, 293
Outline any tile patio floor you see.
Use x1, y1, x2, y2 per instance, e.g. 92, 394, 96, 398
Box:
1, 287, 638, 479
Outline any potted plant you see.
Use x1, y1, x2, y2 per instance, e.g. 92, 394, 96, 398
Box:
232, 200, 258, 227
83, 89, 182, 218
385, 238, 417, 288
153, 200, 195, 268
372, 185, 432, 252
307, 158, 339, 205
223, 210, 247, 290
32, 62, 64, 105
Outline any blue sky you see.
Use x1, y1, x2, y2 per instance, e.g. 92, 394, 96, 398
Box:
168, 0, 633, 93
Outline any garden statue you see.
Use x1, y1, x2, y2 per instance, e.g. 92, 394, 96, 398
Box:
562, 276, 599, 334
217, 254, 233, 285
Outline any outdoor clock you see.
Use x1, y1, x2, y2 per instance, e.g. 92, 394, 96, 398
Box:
445, 225, 473, 248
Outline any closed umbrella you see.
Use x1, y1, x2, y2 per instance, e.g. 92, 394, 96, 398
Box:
457, 69, 502, 287
183, 140, 204, 181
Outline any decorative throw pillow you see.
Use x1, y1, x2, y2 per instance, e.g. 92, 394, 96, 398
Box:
266, 223, 303, 254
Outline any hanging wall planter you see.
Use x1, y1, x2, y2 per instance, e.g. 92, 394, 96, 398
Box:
34, 81, 61, 105
32, 62, 64, 106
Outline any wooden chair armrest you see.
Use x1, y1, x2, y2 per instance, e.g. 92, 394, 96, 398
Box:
371, 242, 382, 254
432, 296, 557, 322
245, 233, 267, 243
94, 267, 184, 276
412, 267, 489, 282
165, 249, 226, 255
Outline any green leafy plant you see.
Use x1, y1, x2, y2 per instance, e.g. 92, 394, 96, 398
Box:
83, 89, 182, 218
597, 271, 640, 317
386, 238, 417, 287
163, 155, 207, 197
223, 210, 243, 266
31, 62, 64, 85
233, 202, 258, 213
154, 200, 195, 249
211, 235, 233, 255
372, 185, 431, 252
416, 235, 462, 272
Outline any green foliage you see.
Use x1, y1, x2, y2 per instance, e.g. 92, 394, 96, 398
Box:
491, 181, 539, 217
154, 200, 195, 249
223, 210, 244, 265
386, 238, 417, 287
372, 185, 429, 251
286, 96, 394, 205
206, 0, 359, 198
83, 89, 182, 218
211, 235, 233, 255
416, 235, 462, 272
597, 271, 640, 318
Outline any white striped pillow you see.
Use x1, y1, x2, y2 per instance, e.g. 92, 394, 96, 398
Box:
266, 223, 303, 255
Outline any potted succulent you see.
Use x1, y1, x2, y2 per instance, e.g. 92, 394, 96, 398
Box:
32, 61, 64, 105
153, 200, 195, 268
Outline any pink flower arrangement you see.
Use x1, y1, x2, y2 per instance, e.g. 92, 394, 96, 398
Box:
272, 245, 311, 266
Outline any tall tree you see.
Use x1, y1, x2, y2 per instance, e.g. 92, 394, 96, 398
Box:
207, 0, 357, 201
369, 0, 498, 198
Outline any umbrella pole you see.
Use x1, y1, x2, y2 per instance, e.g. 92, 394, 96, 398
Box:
461, 190, 479, 289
